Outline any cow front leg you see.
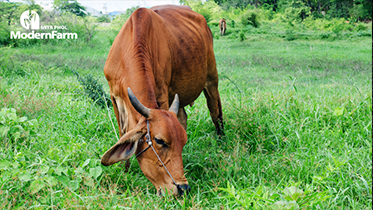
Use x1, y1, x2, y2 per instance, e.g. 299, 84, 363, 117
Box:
203, 84, 224, 136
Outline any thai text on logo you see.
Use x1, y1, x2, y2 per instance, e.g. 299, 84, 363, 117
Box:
11, 10, 78, 40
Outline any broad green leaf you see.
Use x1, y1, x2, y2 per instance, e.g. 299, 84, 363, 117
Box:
13, 132, 20, 140
45, 176, 58, 187
74, 167, 86, 178
57, 175, 80, 191
18, 117, 27, 123
82, 159, 90, 168
14, 125, 24, 131
89, 166, 102, 179
28, 119, 38, 127
333, 107, 344, 116
83, 176, 95, 187
57, 175, 70, 187
271, 200, 299, 210
69, 179, 81, 191
12, 161, 20, 169
1, 171, 11, 182
8, 113, 17, 121
39, 165, 50, 175
0, 160, 11, 170
30, 179, 46, 194
18, 172, 32, 182
0, 111, 5, 123
283, 186, 304, 201
0, 110, 5, 118
55, 166, 66, 176
75, 167, 85, 174
0, 126, 10, 137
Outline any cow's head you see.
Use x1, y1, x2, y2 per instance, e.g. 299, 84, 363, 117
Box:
101, 88, 190, 196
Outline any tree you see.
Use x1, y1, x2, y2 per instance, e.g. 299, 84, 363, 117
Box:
97, 14, 110, 23
54, 0, 86, 17
0, 1, 21, 25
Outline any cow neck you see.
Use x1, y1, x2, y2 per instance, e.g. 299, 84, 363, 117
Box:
126, 67, 159, 111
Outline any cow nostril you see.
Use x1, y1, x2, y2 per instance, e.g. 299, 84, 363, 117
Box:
177, 184, 191, 196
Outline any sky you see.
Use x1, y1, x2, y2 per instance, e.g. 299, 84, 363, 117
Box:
11, 0, 181, 13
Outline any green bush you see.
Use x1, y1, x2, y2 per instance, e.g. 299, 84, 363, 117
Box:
0, 22, 11, 46
239, 31, 245, 41
231, 20, 235, 28
354, 24, 368, 31
356, 30, 372, 37
283, 1, 311, 23
198, 8, 212, 23
210, 20, 220, 27
72, 69, 112, 109
0, 48, 29, 77
285, 28, 296, 41
241, 10, 260, 28
54, 12, 98, 43
0, 108, 38, 146
97, 15, 111, 23
183, 0, 222, 22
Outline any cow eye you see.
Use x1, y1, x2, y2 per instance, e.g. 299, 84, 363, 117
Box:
154, 137, 167, 146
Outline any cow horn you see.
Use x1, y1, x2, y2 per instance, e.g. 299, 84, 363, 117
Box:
168, 94, 179, 115
127, 87, 150, 118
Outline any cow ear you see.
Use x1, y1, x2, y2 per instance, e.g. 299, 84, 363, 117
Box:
101, 128, 144, 166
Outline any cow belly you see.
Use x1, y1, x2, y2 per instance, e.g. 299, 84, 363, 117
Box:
170, 78, 206, 108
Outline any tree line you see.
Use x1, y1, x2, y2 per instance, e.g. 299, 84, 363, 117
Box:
210, 0, 372, 21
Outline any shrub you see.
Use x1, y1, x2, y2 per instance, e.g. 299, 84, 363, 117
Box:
283, 1, 311, 23
0, 48, 30, 77
71, 69, 112, 109
183, 0, 222, 23
97, 15, 111, 23
210, 20, 220, 27
54, 12, 98, 43
241, 10, 260, 28
319, 32, 329, 39
354, 24, 368, 31
285, 29, 296, 41
198, 8, 211, 23
356, 30, 372, 37
231, 20, 235, 28
239, 31, 245, 41
0, 22, 11, 46
0, 108, 38, 146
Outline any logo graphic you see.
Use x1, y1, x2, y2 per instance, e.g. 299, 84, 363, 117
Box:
20, 10, 39, 30
11, 10, 77, 40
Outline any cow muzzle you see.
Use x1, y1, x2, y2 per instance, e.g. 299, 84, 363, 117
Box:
176, 184, 191, 196
157, 184, 191, 197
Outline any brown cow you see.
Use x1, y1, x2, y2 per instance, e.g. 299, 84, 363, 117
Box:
101, 5, 224, 196
219, 18, 226, 36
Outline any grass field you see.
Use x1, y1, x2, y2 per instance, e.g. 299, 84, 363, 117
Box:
0, 30, 371, 209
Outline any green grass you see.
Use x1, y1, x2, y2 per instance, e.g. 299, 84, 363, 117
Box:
0, 30, 371, 209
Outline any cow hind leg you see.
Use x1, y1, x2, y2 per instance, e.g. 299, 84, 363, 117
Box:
203, 84, 224, 136
177, 107, 188, 131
